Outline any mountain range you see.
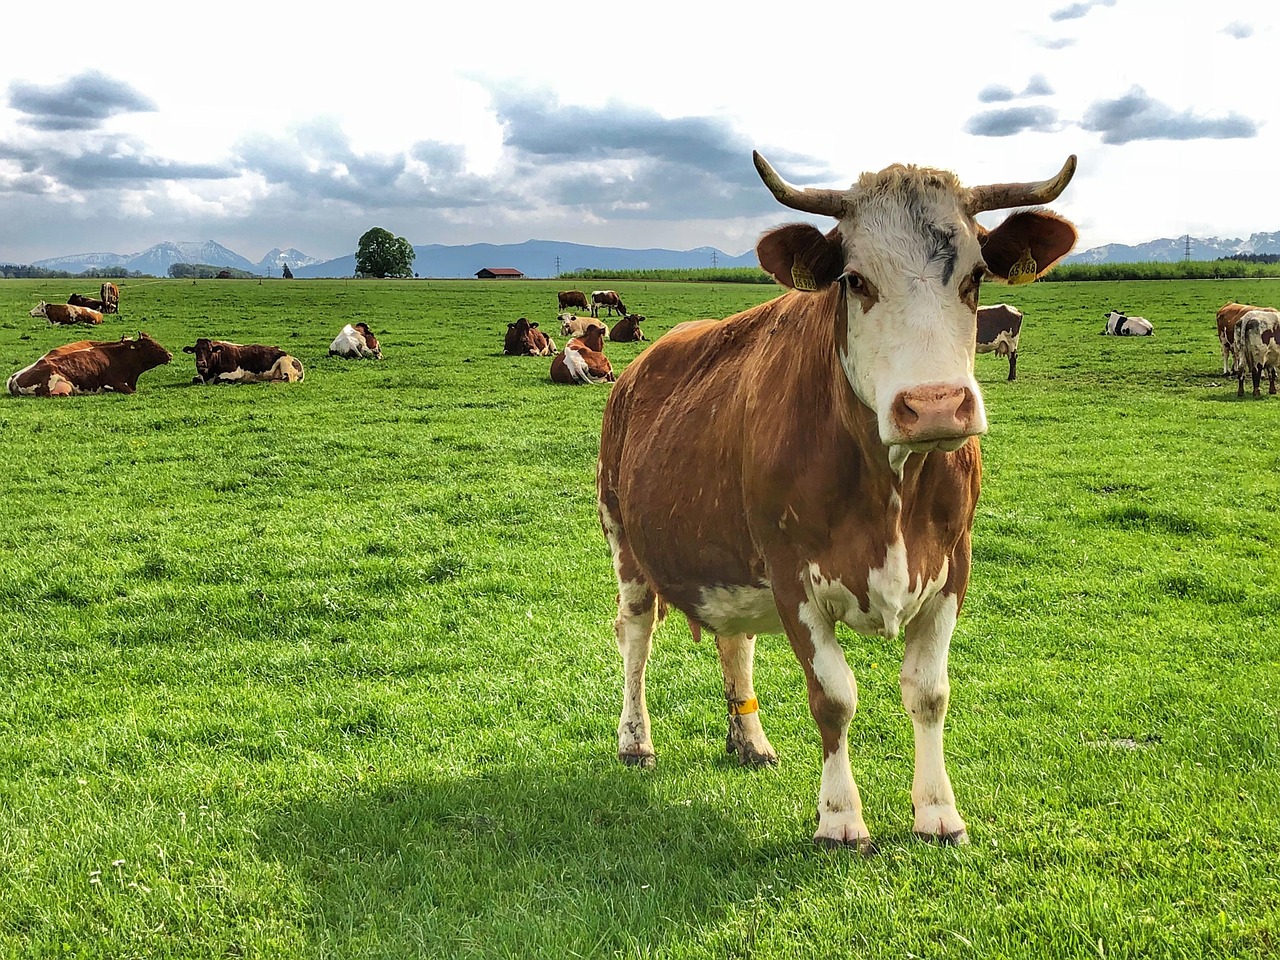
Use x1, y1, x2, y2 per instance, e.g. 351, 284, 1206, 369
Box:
16, 231, 1280, 278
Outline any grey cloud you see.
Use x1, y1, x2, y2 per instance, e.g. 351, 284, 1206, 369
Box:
1223, 21, 1253, 39
1082, 87, 1258, 144
978, 85, 1017, 104
1024, 74, 1055, 96
978, 74, 1054, 104
1050, 0, 1114, 21
1037, 37, 1077, 49
966, 106, 1059, 137
0, 137, 235, 190
8, 71, 156, 131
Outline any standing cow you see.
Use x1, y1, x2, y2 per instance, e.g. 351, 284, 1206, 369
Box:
591, 290, 627, 318
100, 282, 120, 314
597, 150, 1077, 850
976, 304, 1022, 380
1234, 309, 1280, 398
1216, 302, 1278, 375
8, 333, 171, 396
1102, 311, 1153, 336
558, 290, 589, 311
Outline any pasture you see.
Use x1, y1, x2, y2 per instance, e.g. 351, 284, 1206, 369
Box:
1, 276, 1277, 959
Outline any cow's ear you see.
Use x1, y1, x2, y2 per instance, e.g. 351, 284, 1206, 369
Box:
182, 345, 195, 353
979, 210, 1077, 282
507, 323, 516, 330
530, 322, 539, 328
757, 224, 844, 291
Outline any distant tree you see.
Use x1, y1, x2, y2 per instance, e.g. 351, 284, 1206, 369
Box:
282, 263, 294, 279
355, 227, 415, 278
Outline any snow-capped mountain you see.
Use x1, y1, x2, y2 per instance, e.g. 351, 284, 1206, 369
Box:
257, 248, 324, 275
1065, 231, 1280, 265
31, 241, 312, 276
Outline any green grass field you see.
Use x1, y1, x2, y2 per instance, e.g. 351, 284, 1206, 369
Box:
1, 276, 1277, 959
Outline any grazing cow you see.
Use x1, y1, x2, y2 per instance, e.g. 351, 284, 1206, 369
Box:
1233, 309, 1280, 398
551, 323, 614, 384
329, 322, 382, 359
596, 150, 1078, 850
560, 313, 610, 339
67, 294, 107, 311
30, 301, 104, 326
1215, 302, 1278, 375
591, 290, 627, 318
558, 290, 589, 311
504, 317, 556, 357
100, 282, 120, 314
609, 314, 647, 343
7, 333, 172, 396
1102, 311, 1153, 336
976, 304, 1022, 380
183, 338, 305, 384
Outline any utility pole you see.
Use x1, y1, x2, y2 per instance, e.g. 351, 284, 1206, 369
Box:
1184, 234, 1192, 260
710, 249, 719, 268
555, 255, 562, 277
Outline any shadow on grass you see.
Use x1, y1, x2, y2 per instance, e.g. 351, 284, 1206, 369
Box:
256, 761, 832, 956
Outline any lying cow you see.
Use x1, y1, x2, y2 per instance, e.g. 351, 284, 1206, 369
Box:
504, 317, 556, 356
30, 301, 104, 326
609, 314, 647, 343
560, 313, 609, 339
1234, 309, 1280, 398
591, 290, 627, 318
1216, 302, 1278, 375
976, 303, 1022, 380
100, 282, 120, 314
551, 323, 614, 384
7, 333, 171, 396
68, 294, 108, 311
597, 149, 1077, 850
329, 322, 382, 359
558, 290, 589, 311
183, 338, 305, 384
1102, 310, 1153, 336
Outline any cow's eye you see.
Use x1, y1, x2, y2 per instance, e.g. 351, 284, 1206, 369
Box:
844, 272, 865, 291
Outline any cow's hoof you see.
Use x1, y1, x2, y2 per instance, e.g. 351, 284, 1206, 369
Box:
619, 751, 656, 769
814, 834, 877, 856
914, 828, 969, 846
814, 813, 874, 855
726, 735, 778, 768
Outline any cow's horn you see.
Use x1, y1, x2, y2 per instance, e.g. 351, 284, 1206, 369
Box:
753, 151, 845, 218
966, 155, 1077, 215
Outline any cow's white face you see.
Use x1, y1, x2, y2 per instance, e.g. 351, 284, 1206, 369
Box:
834, 180, 988, 462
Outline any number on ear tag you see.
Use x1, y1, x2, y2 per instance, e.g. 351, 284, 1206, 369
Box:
791, 261, 817, 291
1008, 248, 1038, 286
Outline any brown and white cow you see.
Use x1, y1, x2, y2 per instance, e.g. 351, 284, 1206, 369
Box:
504, 317, 556, 356
183, 338, 304, 384
591, 290, 627, 318
329, 322, 382, 359
100, 282, 120, 314
597, 151, 1077, 850
1233, 309, 1280, 398
560, 313, 609, 339
1216, 302, 1278, 375
551, 323, 614, 384
67, 293, 107, 312
30, 301, 104, 325
976, 303, 1022, 380
609, 314, 647, 342
7, 333, 172, 396
558, 290, 590, 311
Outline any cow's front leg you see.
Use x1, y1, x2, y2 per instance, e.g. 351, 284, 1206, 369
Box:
715, 634, 777, 767
901, 590, 967, 844
776, 591, 871, 852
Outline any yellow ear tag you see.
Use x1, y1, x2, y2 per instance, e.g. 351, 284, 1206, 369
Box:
791, 261, 817, 291
1008, 248, 1038, 285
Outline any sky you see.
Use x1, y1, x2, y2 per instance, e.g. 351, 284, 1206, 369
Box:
0, 0, 1274, 265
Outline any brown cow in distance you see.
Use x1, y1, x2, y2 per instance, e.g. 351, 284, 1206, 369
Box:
30, 301, 104, 325
1234, 309, 1280, 397
504, 317, 556, 356
558, 290, 589, 311
183, 338, 304, 384
976, 304, 1022, 380
609, 314, 646, 342
597, 149, 1077, 851
591, 290, 627, 318
100, 282, 120, 314
551, 323, 613, 383
68, 294, 108, 311
1216, 301, 1279, 374
8, 333, 172, 396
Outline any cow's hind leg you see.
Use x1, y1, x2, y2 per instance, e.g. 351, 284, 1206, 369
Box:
715, 634, 777, 767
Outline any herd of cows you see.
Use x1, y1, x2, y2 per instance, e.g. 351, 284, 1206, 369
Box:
6, 147, 1280, 853
5, 282, 385, 395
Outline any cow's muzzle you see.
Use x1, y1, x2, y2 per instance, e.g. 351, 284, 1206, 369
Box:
889, 385, 983, 444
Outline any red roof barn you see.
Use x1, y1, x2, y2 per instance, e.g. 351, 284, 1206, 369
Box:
475, 267, 524, 279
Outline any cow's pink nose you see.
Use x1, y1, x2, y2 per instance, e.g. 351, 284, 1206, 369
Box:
890, 386, 979, 441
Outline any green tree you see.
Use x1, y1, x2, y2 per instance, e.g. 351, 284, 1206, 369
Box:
354, 227, 415, 278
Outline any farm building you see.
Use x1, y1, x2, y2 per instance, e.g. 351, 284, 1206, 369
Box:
475, 267, 524, 279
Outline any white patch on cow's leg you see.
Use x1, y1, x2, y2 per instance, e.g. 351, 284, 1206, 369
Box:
900, 591, 967, 844
797, 601, 872, 852
715, 634, 777, 767
615, 578, 656, 767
